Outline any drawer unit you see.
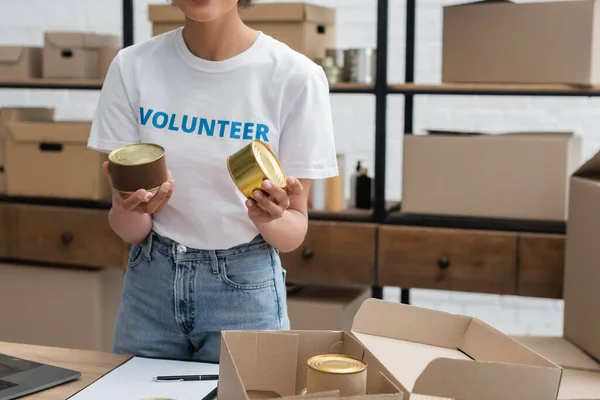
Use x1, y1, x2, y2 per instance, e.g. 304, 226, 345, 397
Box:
11, 204, 127, 268
280, 221, 376, 285
517, 233, 565, 299
0, 204, 15, 258
378, 226, 518, 294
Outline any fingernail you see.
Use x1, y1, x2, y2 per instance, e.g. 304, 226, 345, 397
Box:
254, 191, 263, 200
288, 177, 295, 184
161, 183, 170, 193
262, 180, 272, 190
144, 193, 153, 202
246, 200, 253, 207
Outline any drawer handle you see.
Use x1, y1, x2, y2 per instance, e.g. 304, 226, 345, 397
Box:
61, 232, 74, 245
302, 247, 314, 260
438, 257, 450, 270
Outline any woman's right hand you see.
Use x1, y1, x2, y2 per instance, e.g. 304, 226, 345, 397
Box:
102, 161, 175, 215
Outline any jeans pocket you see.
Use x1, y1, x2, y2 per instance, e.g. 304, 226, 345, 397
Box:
127, 244, 144, 268
221, 248, 276, 290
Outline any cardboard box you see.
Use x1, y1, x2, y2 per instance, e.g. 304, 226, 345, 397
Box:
287, 286, 371, 332
563, 149, 600, 362
4, 121, 111, 200
149, 3, 336, 60
0, 46, 42, 79
0, 262, 123, 352
402, 131, 581, 221
514, 336, 600, 400
43, 32, 120, 79
0, 108, 55, 194
218, 298, 562, 400
442, 0, 600, 85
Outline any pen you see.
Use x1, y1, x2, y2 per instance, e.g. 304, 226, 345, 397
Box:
154, 374, 219, 382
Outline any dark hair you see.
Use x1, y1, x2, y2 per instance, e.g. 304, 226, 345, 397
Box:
238, 0, 253, 7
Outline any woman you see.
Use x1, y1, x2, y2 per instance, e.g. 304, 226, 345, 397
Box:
87, 0, 337, 363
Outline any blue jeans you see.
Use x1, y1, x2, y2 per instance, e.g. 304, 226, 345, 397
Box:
112, 231, 290, 362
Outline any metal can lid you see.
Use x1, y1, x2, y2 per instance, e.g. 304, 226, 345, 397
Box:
307, 354, 367, 375
252, 140, 286, 187
108, 143, 165, 166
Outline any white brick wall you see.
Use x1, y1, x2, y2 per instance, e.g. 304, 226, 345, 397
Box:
2, 0, 580, 336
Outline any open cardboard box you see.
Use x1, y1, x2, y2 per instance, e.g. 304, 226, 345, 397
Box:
218, 299, 561, 400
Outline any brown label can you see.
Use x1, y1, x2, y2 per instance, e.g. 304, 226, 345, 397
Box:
305, 354, 368, 397
108, 143, 168, 194
227, 140, 286, 198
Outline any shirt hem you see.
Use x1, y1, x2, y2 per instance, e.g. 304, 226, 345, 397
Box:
88, 137, 138, 153
284, 167, 339, 180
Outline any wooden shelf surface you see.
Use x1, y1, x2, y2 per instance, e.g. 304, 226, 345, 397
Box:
388, 82, 600, 96
0, 77, 104, 90
329, 82, 374, 93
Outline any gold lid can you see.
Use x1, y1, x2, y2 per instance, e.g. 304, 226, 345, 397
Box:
307, 354, 367, 375
108, 143, 165, 166
252, 140, 286, 187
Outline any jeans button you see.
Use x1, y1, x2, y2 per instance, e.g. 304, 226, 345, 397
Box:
176, 244, 187, 254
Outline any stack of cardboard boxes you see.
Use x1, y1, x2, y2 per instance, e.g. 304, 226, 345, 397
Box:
0, 109, 109, 200
0, 32, 119, 80
148, 3, 336, 61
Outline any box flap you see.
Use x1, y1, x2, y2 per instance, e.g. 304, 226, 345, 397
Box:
0, 46, 24, 64
459, 319, 557, 368
148, 4, 185, 22
558, 369, 600, 400
513, 336, 600, 372
45, 32, 119, 50
229, 331, 298, 398
573, 150, 600, 178
425, 129, 575, 140
412, 358, 561, 400
240, 3, 335, 24
445, 0, 513, 8
5, 122, 91, 144
352, 299, 471, 349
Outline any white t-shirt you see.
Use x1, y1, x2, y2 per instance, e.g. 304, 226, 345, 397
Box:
88, 28, 338, 250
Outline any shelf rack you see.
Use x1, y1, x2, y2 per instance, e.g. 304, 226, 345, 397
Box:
2, 0, 598, 303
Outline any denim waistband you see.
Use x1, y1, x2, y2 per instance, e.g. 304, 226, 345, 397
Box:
144, 230, 272, 260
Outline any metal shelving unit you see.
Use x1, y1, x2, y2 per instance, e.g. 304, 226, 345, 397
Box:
3, 0, 595, 302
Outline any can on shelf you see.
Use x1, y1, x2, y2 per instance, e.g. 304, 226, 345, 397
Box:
305, 354, 368, 397
227, 140, 287, 199
108, 143, 168, 195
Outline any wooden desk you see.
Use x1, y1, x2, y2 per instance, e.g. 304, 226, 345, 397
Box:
0, 341, 129, 400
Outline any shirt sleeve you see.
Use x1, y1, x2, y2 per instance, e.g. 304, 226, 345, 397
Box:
278, 68, 339, 180
87, 53, 139, 153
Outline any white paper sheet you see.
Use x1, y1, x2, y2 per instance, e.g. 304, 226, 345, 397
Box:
69, 356, 219, 400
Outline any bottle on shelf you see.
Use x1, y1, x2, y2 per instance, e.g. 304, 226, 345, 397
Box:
350, 160, 372, 210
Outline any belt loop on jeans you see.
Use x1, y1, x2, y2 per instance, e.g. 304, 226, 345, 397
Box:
143, 232, 154, 261
209, 250, 219, 275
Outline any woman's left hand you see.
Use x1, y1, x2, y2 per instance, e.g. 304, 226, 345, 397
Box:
246, 177, 304, 225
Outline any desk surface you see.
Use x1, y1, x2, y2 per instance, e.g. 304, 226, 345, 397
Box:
0, 341, 130, 400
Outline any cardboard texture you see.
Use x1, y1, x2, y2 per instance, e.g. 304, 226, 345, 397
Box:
287, 286, 371, 332
0, 263, 123, 352
43, 32, 120, 79
4, 121, 111, 200
513, 336, 600, 400
0, 46, 42, 78
402, 131, 582, 220
218, 299, 561, 400
0, 107, 55, 194
442, 0, 600, 85
564, 149, 600, 365
149, 3, 336, 60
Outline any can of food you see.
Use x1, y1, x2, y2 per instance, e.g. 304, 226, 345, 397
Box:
227, 140, 286, 199
108, 143, 168, 195
306, 354, 368, 396
343, 48, 377, 85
